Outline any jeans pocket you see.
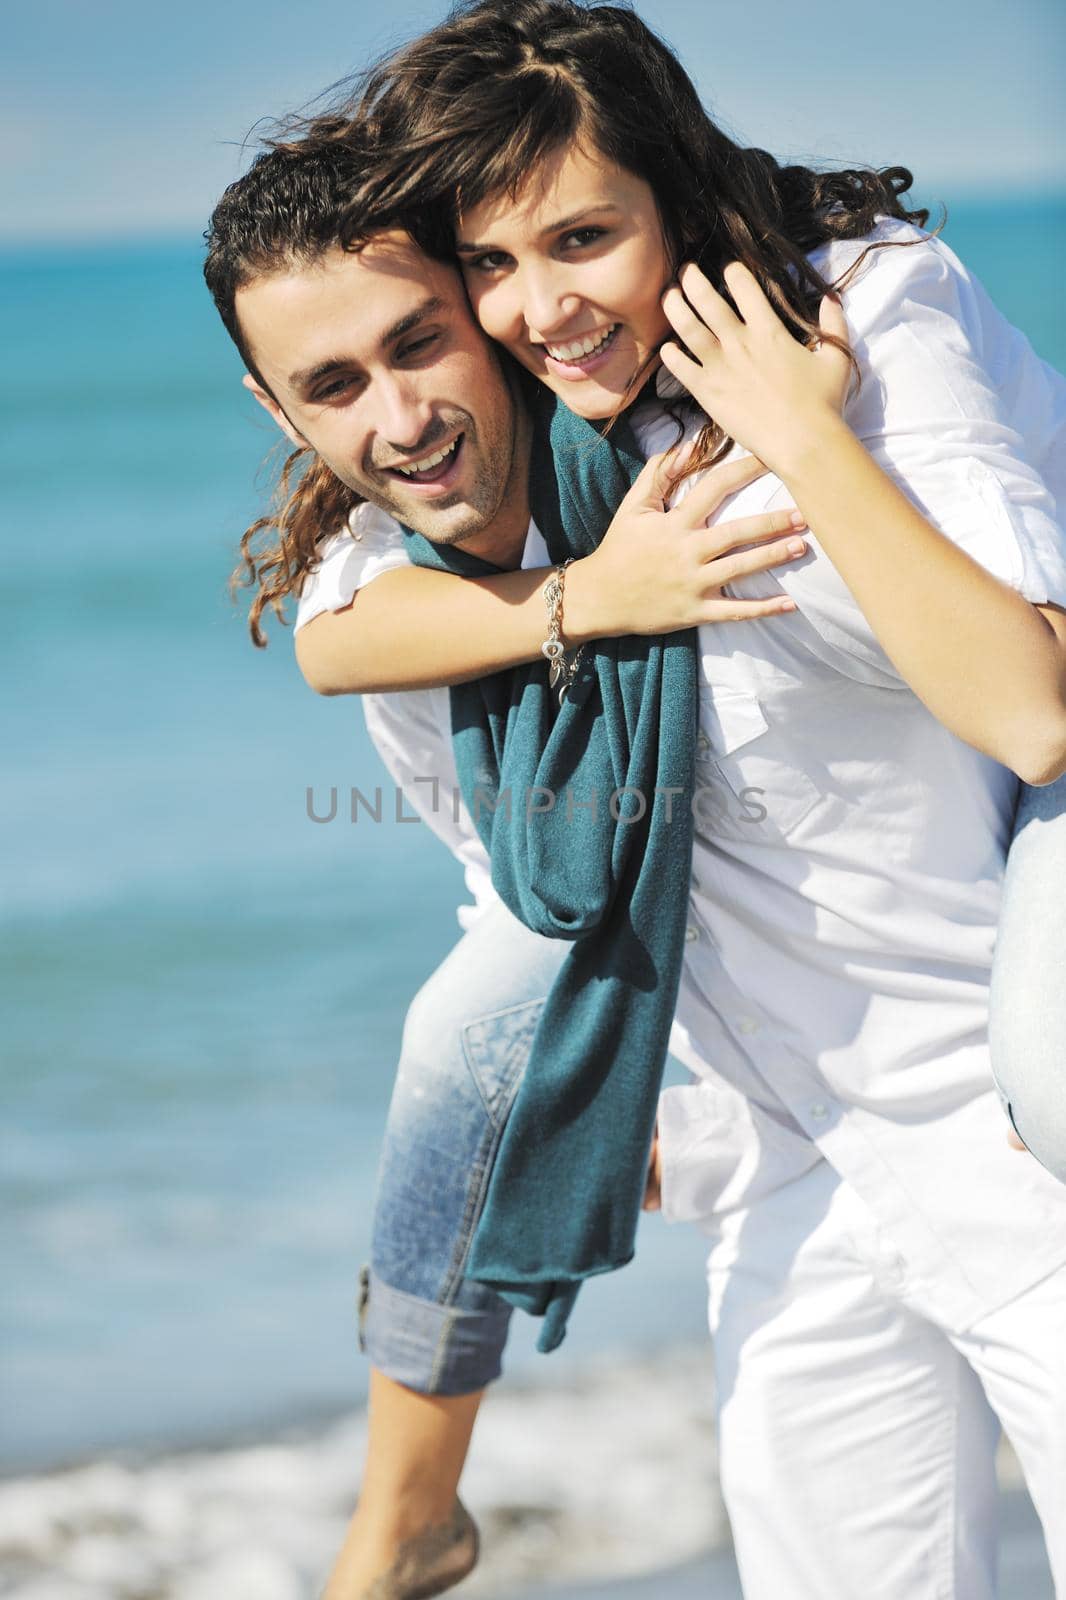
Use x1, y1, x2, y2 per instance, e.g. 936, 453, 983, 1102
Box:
657, 1082, 817, 1221
658, 1084, 750, 1222
462, 997, 547, 1130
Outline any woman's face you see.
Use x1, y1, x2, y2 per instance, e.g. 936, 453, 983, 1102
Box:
455, 142, 673, 420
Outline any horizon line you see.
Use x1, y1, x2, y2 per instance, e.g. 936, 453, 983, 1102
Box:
3, 183, 1065, 255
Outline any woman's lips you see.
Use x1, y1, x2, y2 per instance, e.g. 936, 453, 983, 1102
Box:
541, 324, 621, 380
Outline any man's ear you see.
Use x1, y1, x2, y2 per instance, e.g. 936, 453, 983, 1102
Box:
242, 373, 309, 450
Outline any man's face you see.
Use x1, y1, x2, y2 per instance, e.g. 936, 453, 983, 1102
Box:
237, 234, 528, 553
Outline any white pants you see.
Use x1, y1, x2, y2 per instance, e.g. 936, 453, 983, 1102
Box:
703, 1162, 1065, 1599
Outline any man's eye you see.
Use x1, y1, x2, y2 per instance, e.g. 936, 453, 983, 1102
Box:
314, 376, 354, 402
398, 332, 441, 361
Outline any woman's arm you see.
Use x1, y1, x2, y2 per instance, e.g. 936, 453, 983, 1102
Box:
661, 259, 1066, 785
296, 452, 809, 695
298, 563, 573, 695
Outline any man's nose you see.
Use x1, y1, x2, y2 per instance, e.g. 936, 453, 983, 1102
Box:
376, 376, 434, 449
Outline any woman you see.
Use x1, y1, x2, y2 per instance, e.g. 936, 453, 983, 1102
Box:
246, 4, 1066, 1595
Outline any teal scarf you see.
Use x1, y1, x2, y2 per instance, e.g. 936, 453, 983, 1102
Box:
404, 387, 699, 1350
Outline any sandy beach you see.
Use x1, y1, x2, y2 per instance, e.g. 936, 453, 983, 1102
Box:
516, 1483, 1054, 1599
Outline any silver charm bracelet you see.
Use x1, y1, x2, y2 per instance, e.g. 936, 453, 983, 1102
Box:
541, 559, 585, 706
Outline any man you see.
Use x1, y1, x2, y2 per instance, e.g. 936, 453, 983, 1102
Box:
205, 144, 560, 1599
205, 138, 1066, 1600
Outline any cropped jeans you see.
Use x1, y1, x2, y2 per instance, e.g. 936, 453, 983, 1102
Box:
361, 898, 567, 1394
989, 771, 1066, 1182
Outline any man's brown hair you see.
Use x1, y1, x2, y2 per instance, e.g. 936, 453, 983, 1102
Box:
203, 138, 389, 645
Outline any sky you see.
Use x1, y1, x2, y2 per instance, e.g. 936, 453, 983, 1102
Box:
2, 0, 1064, 244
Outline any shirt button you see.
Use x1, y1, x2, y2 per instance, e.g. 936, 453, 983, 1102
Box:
737, 1018, 760, 1035
697, 733, 711, 753
810, 1102, 829, 1120
685, 925, 699, 943
880, 1252, 906, 1289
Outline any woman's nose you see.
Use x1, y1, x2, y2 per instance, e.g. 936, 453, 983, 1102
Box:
520, 265, 582, 340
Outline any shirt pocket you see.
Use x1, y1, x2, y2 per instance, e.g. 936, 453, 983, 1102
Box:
696, 684, 823, 844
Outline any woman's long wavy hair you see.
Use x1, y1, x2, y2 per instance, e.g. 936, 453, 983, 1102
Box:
312, 0, 930, 466
235, 447, 355, 648
244, 0, 932, 642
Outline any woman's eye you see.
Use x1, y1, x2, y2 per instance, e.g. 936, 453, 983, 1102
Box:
561, 227, 606, 250
465, 251, 510, 274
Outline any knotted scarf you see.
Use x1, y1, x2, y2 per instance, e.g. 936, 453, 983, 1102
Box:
404, 386, 699, 1350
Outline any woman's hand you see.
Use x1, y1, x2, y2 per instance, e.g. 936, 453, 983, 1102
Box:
659, 261, 852, 479
565, 447, 807, 642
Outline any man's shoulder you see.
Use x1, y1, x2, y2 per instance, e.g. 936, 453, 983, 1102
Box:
303, 498, 408, 573
295, 500, 411, 633
346, 499, 409, 548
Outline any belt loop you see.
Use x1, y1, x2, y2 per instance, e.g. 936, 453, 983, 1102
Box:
356, 1264, 371, 1353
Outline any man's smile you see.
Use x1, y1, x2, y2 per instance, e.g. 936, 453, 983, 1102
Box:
380, 431, 467, 495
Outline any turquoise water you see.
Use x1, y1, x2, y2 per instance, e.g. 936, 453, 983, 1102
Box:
3, 200, 1063, 1472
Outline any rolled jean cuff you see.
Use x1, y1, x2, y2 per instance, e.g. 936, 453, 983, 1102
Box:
359, 1266, 512, 1396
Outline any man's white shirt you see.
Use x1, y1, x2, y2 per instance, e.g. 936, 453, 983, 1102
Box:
297, 502, 551, 928
296, 219, 1066, 1327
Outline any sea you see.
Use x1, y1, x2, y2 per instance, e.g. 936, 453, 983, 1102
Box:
2, 197, 1063, 1598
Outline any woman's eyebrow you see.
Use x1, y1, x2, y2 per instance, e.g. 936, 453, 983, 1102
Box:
538, 203, 618, 236
455, 204, 618, 253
